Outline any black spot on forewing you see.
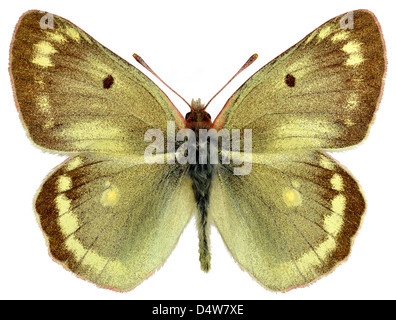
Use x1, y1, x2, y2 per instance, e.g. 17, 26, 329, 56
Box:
103, 75, 114, 89
285, 74, 296, 87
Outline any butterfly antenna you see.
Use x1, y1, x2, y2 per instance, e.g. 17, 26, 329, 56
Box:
203, 53, 258, 110
133, 53, 192, 109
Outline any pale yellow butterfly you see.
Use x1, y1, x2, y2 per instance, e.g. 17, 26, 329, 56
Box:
9, 9, 385, 292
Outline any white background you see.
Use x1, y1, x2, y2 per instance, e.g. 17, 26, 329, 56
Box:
1, 0, 395, 300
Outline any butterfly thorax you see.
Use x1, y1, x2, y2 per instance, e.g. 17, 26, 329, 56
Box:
185, 98, 212, 132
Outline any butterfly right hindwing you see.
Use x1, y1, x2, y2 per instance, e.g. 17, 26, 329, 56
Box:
210, 151, 365, 291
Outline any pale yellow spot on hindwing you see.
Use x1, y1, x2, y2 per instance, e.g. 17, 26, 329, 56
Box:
324, 194, 346, 236
331, 194, 346, 215
58, 211, 79, 236
319, 156, 335, 170
283, 188, 302, 207
56, 188, 77, 236
343, 41, 364, 66
330, 173, 344, 191
32, 41, 57, 67
324, 211, 344, 236
57, 175, 72, 192
101, 182, 120, 207
67, 157, 83, 171
55, 194, 71, 215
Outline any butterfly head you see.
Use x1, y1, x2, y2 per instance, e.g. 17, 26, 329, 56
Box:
185, 98, 212, 130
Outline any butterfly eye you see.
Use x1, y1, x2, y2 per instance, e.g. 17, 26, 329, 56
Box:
285, 74, 296, 87
185, 112, 192, 120
103, 75, 114, 89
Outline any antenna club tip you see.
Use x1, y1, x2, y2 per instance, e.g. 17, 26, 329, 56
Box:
252, 53, 258, 59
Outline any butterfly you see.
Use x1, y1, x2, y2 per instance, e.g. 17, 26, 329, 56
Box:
9, 9, 386, 292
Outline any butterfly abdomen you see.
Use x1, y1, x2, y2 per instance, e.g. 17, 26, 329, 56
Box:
187, 131, 216, 272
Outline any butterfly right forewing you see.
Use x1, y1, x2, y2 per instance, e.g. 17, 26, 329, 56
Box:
213, 10, 386, 152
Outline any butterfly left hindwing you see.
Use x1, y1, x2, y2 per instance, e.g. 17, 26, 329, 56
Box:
35, 154, 195, 291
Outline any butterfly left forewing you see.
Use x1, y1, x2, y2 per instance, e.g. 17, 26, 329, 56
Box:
10, 10, 185, 155
36, 154, 195, 291
210, 151, 364, 291
213, 10, 385, 152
